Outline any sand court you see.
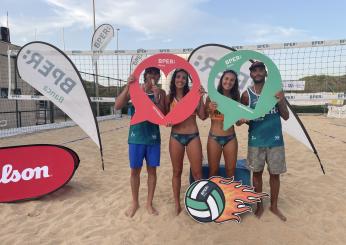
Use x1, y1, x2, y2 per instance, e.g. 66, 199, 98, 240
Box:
1, 115, 346, 244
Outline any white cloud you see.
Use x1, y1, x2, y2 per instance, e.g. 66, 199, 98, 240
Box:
45, 0, 208, 39
2, 0, 210, 47
243, 24, 314, 44
2, 0, 318, 48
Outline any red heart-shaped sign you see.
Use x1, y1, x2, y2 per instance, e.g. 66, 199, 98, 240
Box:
130, 53, 201, 125
0, 144, 79, 202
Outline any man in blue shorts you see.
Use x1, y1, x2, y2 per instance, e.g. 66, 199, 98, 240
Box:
115, 67, 166, 217
240, 61, 289, 221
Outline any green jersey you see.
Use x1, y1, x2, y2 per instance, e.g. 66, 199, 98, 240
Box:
128, 93, 161, 145
247, 87, 284, 147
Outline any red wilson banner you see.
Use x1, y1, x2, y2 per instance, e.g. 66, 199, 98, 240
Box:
0, 144, 79, 202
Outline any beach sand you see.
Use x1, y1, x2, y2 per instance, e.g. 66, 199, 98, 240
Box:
1, 115, 346, 245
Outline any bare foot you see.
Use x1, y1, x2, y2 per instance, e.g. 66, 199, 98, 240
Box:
125, 203, 139, 218
254, 204, 264, 219
175, 204, 182, 216
270, 207, 287, 222
147, 204, 159, 216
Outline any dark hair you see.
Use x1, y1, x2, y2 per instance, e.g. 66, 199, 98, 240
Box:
249, 61, 266, 71
143, 67, 160, 81
169, 69, 190, 104
217, 70, 240, 101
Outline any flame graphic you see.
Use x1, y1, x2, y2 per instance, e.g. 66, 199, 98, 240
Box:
210, 176, 268, 223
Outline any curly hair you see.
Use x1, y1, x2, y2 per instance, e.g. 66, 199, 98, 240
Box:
217, 70, 240, 101
168, 69, 190, 104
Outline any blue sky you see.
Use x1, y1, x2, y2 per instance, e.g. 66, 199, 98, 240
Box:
1, 0, 345, 50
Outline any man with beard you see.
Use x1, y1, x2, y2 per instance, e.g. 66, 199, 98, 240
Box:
239, 61, 289, 221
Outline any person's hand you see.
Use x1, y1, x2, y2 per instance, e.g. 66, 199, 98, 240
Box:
152, 83, 160, 102
275, 91, 285, 102
127, 75, 135, 85
209, 101, 218, 111
237, 118, 249, 125
199, 86, 207, 97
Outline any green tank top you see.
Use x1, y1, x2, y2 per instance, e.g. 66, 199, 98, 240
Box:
247, 87, 284, 147
128, 93, 161, 145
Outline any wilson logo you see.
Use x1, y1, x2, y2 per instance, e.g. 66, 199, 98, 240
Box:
0, 164, 50, 184
0, 144, 79, 203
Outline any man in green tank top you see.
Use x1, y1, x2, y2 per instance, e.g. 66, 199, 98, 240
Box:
240, 61, 289, 221
115, 67, 166, 217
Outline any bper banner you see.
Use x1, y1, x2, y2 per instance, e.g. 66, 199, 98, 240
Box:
16, 41, 104, 169
91, 24, 115, 65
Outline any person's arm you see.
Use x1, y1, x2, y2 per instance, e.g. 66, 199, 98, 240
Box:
196, 86, 207, 120
275, 91, 289, 120
164, 94, 171, 115
164, 94, 173, 127
197, 96, 207, 120
156, 89, 166, 114
151, 81, 166, 114
207, 97, 218, 118
240, 90, 249, 106
114, 75, 134, 110
236, 91, 250, 126
205, 96, 211, 117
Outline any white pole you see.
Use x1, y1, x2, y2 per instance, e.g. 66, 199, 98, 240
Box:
92, 0, 100, 116
116, 28, 120, 80
7, 50, 12, 97
62, 27, 66, 51
92, 0, 96, 32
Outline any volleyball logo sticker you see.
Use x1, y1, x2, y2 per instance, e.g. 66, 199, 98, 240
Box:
185, 177, 268, 223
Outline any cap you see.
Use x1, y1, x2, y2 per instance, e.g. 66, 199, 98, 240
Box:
249, 61, 266, 71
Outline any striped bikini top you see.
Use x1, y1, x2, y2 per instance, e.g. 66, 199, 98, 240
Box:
210, 109, 224, 121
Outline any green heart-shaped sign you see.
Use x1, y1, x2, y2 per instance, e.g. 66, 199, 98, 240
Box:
208, 50, 282, 130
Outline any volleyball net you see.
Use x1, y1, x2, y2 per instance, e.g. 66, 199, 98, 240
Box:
1, 39, 346, 136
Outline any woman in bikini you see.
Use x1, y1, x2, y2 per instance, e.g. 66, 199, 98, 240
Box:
165, 68, 206, 215
205, 70, 240, 178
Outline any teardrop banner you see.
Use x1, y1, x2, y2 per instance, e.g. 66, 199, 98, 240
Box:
208, 50, 282, 130
16, 41, 104, 169
91, 24, 115, 65
0, 144, 79, 203
130, 53, 201, 125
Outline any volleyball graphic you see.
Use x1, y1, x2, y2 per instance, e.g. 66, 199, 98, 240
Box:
185, 180, 225, 223
185, 177, 269, 223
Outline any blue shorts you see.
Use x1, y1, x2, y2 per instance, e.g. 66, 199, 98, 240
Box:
128, 144, 160, 169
